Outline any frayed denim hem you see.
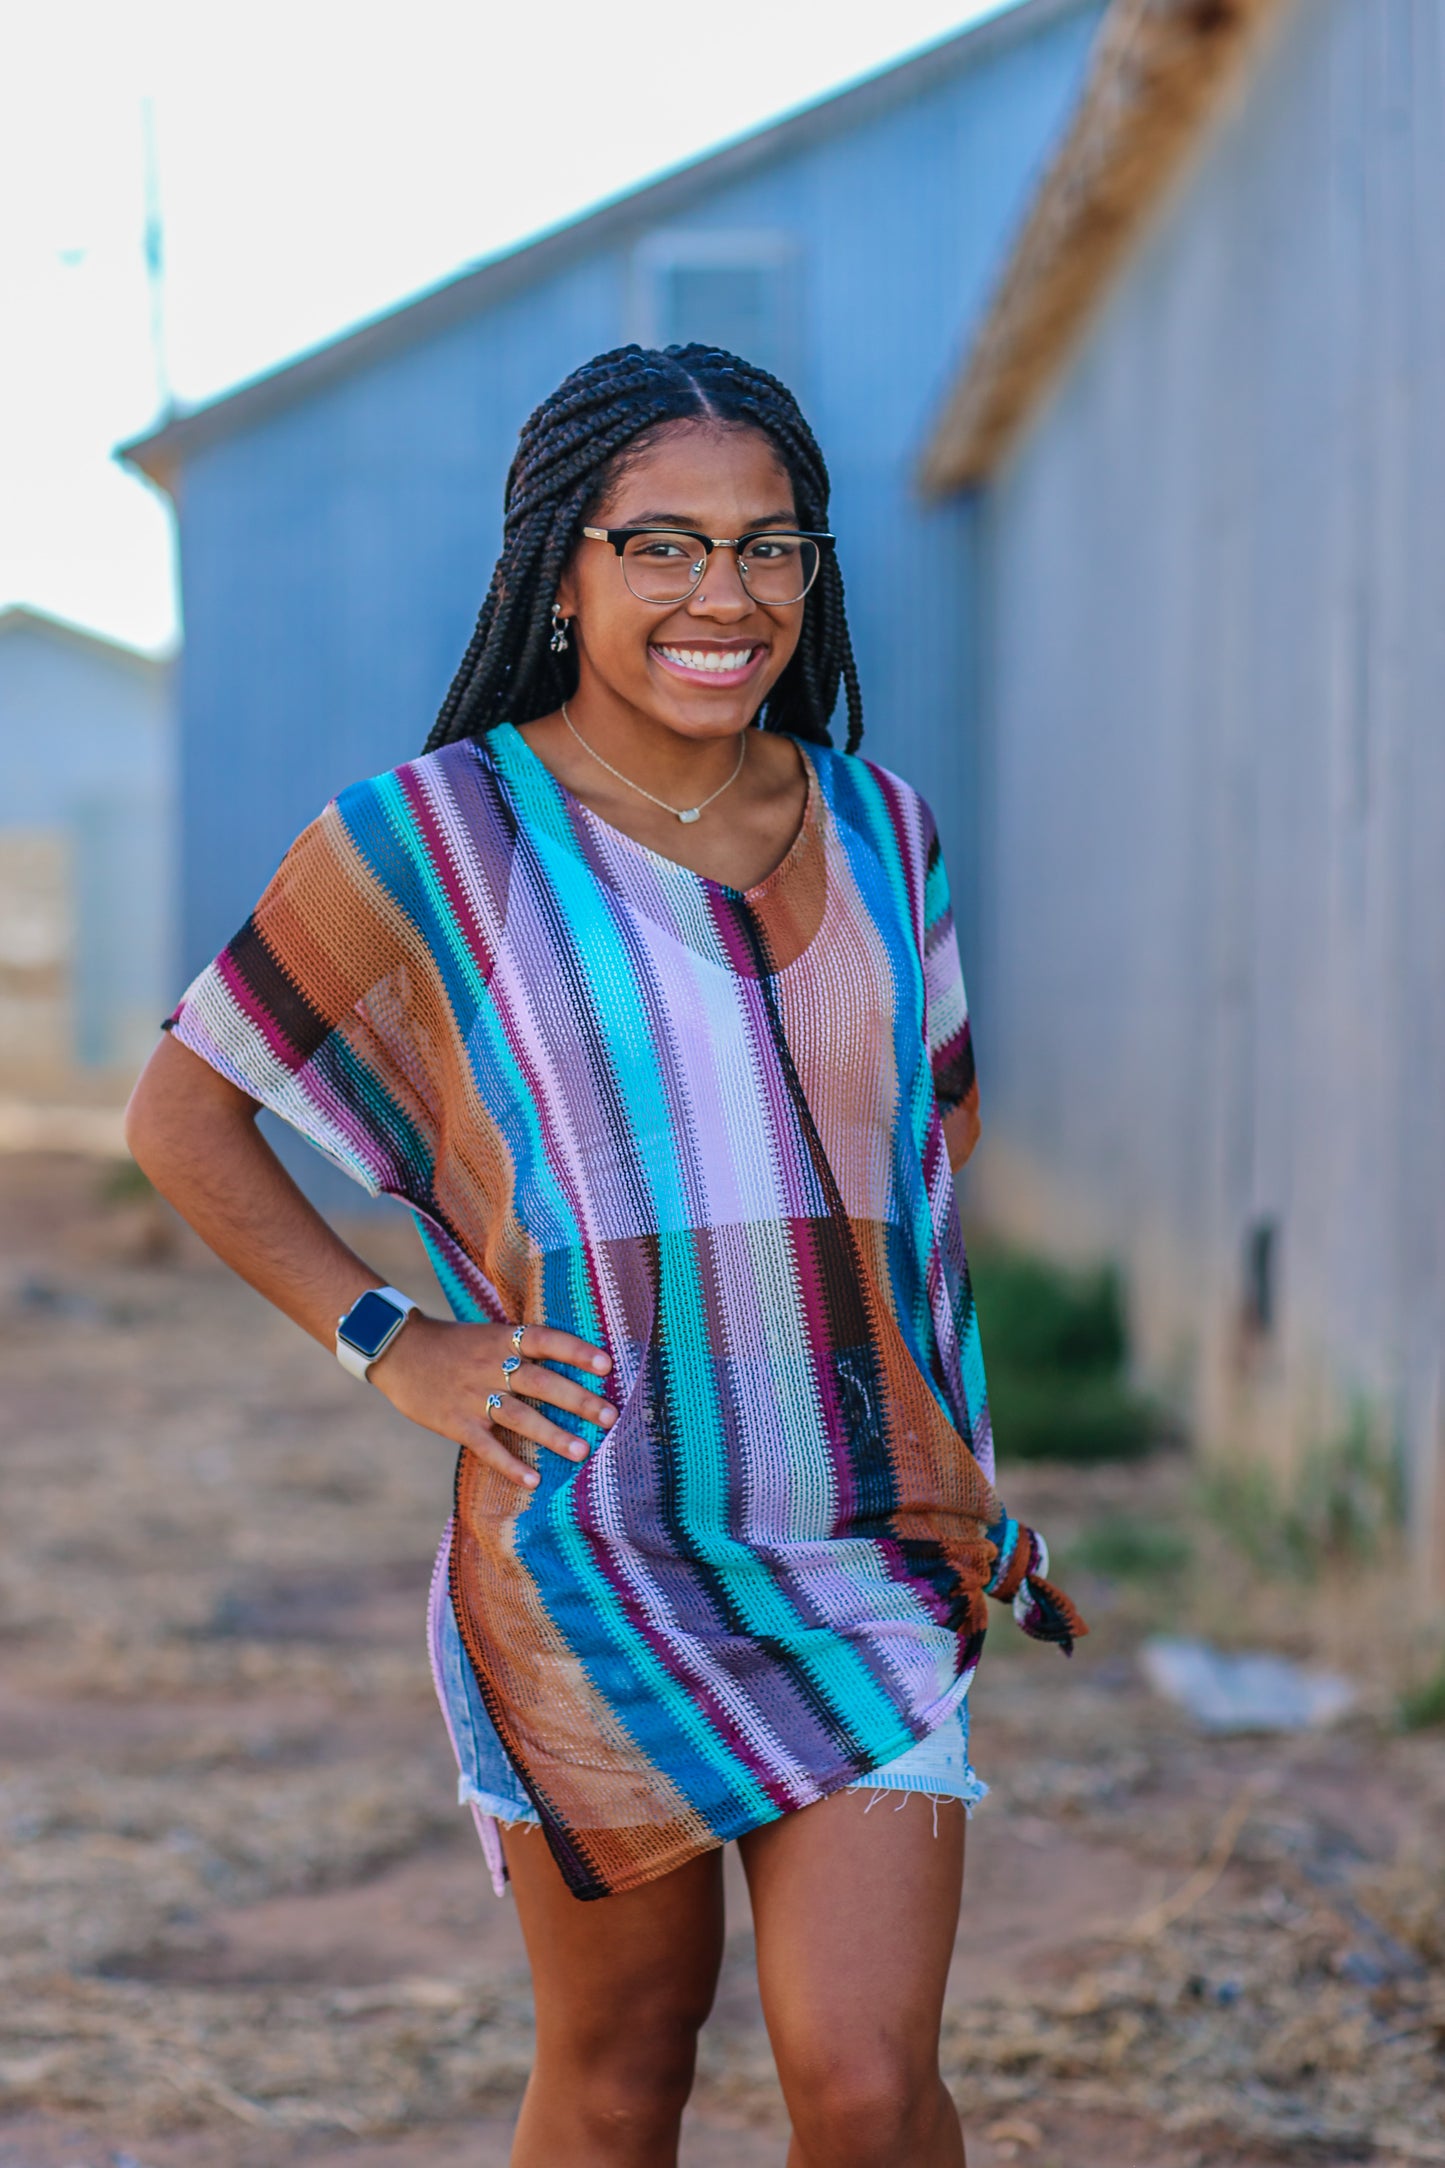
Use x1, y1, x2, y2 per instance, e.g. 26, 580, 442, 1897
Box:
458, 1772, 543, 1828
851, 1772, 989, 1835
460, 1762, 988, 1893
458, 1765, 988, 1832
460, 1763, 988, 1849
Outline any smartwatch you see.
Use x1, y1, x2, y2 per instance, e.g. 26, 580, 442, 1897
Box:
336, 1285, 420, 1381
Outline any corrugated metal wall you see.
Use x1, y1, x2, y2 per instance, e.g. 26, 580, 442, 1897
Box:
973, 0, 1445, 1587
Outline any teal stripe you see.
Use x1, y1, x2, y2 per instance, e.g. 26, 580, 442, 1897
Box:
318, 1034, 433, 1184
548, 1494, 776, 1820
412, 1217, 485, 1321
653, 1243, 911, 1747
373, 771, 491, 1015
377, 770, 581, 1254
923, 841, 951, 940
527, 822, 692, 1229
960, 1300, 988, 1432
831, 758, 922, 939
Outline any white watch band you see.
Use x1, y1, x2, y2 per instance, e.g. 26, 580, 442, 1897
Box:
336, 1285, 419, 1382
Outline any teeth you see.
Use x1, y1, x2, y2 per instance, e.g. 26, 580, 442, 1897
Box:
655, 646, 754, 674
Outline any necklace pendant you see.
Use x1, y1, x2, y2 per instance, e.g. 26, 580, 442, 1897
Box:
678, 807, 701, 825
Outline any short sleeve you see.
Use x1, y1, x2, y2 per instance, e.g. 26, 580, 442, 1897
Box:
164, 789, 440, 1202
920, 804, 980, 1173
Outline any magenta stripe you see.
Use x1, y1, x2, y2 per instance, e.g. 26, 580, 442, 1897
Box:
213, 949, 307, 1070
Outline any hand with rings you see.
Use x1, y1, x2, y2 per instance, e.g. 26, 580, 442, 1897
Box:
369, 1310, 615, 1491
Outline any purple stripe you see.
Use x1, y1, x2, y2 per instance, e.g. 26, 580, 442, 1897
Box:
568, 1476, 802, 1811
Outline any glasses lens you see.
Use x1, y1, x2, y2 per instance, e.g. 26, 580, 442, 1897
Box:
738, 534, 820, 605
620, 532, 708, 602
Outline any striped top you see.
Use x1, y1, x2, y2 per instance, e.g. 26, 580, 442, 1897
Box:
168, 723, 1083, 1899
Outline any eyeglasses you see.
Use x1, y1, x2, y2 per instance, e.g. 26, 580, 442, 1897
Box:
580, 525, 834, 606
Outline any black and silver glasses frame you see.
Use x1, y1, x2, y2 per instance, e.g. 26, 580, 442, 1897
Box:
580, 526, 834, 606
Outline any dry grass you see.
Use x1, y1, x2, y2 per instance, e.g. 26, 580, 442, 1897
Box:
1, 1154, 1441, 2165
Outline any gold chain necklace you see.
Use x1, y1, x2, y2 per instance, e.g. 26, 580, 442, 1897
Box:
560, 703, 746, 825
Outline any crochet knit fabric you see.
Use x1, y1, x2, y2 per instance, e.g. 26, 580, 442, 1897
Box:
167, 723, 1084, 1900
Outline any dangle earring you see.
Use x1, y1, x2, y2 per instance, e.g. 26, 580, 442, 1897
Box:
549, 604, 571, 655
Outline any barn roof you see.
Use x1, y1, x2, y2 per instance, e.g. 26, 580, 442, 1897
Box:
120, 0, 1087, 495
918, 0, 1294, 493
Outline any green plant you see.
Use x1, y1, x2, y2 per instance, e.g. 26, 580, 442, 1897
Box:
969, 1250, 1127, 1375
1200, 1396, 1406, 1580
969, 1243, 1161, 1463
1196, 1458, 1283, 1571
1398, 1660, 1445, 1733
986, 1367, 1159, 1463
1289, 1398, 1406, 1566
1072, 1517, 1193, 1580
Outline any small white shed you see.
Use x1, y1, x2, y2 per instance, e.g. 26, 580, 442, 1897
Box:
0, 607, 174, 1091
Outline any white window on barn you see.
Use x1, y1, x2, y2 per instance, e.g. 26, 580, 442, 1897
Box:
632, 232, 802, 387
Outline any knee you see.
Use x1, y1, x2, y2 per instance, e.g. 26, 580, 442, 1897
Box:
544, 1994, 709, 2143
780, 2036, 946, 2165
570, 2042, 699, 2147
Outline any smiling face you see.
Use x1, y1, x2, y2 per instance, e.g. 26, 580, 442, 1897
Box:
553, 420, 806, 742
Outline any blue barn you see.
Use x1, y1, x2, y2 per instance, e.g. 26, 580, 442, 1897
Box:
122, 0, 1103, 1018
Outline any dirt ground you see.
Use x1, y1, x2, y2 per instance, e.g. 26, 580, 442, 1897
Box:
1, 1152, 1441, 2168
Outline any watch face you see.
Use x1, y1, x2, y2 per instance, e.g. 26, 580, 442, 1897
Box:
340, 1290, 405, 1359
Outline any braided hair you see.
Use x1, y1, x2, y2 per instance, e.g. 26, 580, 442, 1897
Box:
423, 343, 863, 754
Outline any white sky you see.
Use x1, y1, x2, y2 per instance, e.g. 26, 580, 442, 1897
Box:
0, 0, 1007, 657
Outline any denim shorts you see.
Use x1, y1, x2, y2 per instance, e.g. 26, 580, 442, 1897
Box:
427, 1521, 987, 1898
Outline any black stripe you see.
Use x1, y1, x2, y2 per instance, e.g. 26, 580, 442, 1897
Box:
227, 916, 332, 1062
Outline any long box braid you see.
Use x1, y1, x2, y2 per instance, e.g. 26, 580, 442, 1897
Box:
423, 343, 864, 755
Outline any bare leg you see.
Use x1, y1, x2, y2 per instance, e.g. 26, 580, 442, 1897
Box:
501, 1822, 726, 2167
739, 1791, 967, 2168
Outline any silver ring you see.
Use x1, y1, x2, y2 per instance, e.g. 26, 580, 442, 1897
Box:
510, 1324, 525, 1353
485, 1391, 504, 1415
501, 1354, 521, 1377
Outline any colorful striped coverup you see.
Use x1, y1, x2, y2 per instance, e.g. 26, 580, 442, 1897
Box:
167, 722, 1085, 1901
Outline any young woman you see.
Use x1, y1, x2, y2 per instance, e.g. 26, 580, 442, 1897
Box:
126, 343, 1084, 2168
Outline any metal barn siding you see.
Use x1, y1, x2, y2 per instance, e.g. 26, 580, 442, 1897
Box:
615, 12, 1107, 979
157, 0, 1105, 998
972, 0, 1445, 1586
173, 251, 633, 979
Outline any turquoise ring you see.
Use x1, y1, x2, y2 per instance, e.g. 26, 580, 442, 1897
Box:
485, 1392, 504, 1415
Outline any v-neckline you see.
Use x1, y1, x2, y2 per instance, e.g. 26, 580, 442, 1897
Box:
487, 721, 821, 906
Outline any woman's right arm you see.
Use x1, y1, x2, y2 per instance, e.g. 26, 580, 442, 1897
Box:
124, 1032, 615, 1488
